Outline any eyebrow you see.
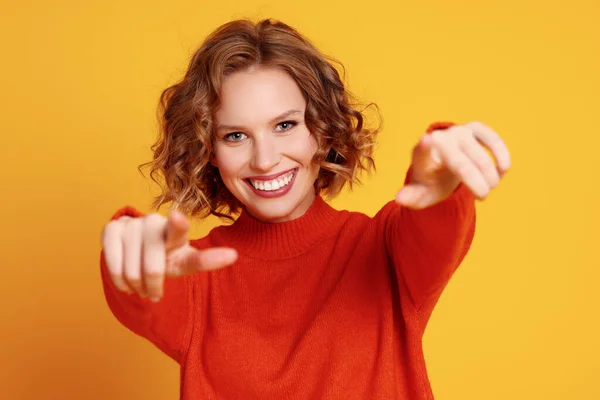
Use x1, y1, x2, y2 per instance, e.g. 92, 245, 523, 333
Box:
216, 109, 303, 131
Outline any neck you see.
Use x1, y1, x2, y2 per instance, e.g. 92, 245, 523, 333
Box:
243, 191, 317, 224
213, 195, 348, 259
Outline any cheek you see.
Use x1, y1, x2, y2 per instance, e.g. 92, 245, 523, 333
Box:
212, 148, 243, 180
290, 130, 319, 163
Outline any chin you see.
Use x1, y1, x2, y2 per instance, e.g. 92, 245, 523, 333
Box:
230, 174, 317, 223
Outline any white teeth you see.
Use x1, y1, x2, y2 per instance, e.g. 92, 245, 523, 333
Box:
249, 170, 295, 191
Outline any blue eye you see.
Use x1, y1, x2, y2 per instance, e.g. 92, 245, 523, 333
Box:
224, 132, 247, 142
276, 121, 297, 132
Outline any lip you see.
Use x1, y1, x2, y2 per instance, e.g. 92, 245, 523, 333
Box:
246, 168, 297, 181
244, 168, 298, 199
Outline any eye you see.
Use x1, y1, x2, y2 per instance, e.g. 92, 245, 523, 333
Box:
275, 120, 297, 132
224, 132, 247, 142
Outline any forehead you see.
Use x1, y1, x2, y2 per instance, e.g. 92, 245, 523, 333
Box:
215, 66, 306, 125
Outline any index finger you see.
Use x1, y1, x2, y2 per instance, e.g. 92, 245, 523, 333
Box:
466, 121, 512, 174
166, 247, 239, 277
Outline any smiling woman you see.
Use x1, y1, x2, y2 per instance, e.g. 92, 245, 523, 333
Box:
142, 19, 379, 222
212, 67, 322, 223
99, 17, 511, 400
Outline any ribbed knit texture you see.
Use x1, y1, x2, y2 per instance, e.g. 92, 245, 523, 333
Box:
100, 122, 477, 399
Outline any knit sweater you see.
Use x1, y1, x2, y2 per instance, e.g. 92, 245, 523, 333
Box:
100, 124, 476, 399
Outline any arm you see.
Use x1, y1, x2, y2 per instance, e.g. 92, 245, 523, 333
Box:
382, 177, 476, 325
379, 120, 509, 328
100, 206, 194, 363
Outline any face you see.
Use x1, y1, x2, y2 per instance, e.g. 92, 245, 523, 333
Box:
212, 66, 320, 223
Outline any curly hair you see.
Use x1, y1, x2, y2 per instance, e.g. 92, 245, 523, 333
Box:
140, 18, 381, 220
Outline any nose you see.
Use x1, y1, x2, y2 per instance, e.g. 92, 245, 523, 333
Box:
249, 135, 281, 172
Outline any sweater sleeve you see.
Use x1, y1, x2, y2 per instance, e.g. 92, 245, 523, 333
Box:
99, 206, 194, 364
379, 122, 477, 326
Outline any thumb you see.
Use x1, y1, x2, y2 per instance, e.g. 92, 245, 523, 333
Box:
410, 132, 443, 172
396, 133, 443, 209
395, 183, 433, 209
412, 133, 436, 162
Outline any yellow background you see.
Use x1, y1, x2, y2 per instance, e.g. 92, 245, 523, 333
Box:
1, 0, 598, 399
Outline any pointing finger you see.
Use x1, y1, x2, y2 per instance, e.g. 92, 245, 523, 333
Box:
167, 247, 238, 277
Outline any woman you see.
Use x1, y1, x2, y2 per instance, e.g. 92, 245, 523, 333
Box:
100, 18, 511, 399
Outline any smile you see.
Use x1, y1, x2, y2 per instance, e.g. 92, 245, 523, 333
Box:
245, 168, 297, 198
248, 170, 295, 191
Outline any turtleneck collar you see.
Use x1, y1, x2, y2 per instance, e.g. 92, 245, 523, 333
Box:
211, 195, 348, 259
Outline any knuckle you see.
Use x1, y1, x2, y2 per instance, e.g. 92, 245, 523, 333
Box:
126, 277, 142, 290
429, 131, 445, 145
474, 155, 492, 168
145, 213, 164, 226
454, 126, 473, 139
143, 213, 166, 238
467, 120, 485, 130
430, 130, 443, 139
457, 163, 472, 176
145, 268, 164, 281
101, 221, 120, 242
450, 158, 471, 173
123, 218, 143, 238
109, 274, 126, 290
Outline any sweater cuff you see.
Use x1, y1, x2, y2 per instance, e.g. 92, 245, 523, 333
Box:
426, 121, 456, 133
110, 206, 145, 221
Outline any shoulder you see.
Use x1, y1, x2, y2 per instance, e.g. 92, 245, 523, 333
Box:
336, 202, 401, 236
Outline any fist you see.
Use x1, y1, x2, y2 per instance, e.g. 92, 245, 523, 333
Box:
396, 121, 512, 209
101, 210, 238, 302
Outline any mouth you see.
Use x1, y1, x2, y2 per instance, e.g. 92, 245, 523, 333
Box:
244, 168, 298, 198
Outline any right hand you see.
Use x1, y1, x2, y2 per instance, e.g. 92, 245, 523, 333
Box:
101, 210, 238, 302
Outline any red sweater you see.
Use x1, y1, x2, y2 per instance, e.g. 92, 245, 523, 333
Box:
100, 124, 476, 399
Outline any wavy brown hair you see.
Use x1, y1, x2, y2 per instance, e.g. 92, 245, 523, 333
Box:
140, 18, 381, 220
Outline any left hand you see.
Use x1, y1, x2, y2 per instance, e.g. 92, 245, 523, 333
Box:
395, 121, 511, 209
